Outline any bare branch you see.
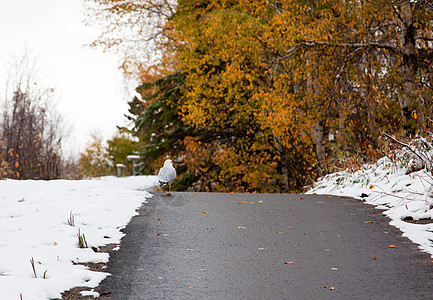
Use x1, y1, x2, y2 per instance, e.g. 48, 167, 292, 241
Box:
382, 132, 432, 170
298, 40, 400, 53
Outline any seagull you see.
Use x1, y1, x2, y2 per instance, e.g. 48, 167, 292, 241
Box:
158, 159, 176, 196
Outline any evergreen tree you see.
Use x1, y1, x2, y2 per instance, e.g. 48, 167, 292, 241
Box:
127, 71, 197, 189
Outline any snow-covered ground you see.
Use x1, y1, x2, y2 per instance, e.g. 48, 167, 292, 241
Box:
308, 152, 433, 258
0, 175, 158, 299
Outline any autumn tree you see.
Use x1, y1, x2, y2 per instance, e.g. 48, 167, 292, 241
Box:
84, 0, 177, 80
283, 0, 432, 163
106, 132, 139, 176
86, 0, 433, 192
77, 133, 113, 178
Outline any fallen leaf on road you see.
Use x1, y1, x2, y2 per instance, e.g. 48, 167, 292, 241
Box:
277, 232, 284, 234
258, 248, 266, 250
324, 286, 335, 290
162, 234, 170, 237
258, 201, 264, 203
373, 256, 377, 260
238, 201, 246, 204
186, 248, 194, 251
300, 197, 304, 200
388, 244, 397, 248
284, 261, 293, 264
331, 268, 338, 271
187, 286, 195, 288
238, 226, 247, 229
287, 226, 294, 229
156, 232, 160, 236
202, 211, 208, 213
364, 221, 374, 223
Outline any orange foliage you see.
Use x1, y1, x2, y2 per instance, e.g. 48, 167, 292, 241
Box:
87, 0, 433, 192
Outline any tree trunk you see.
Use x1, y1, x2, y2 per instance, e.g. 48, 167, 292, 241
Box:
398, 1, 418, 134
315, 121, 327, 175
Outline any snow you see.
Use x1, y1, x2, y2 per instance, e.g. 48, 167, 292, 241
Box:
80, 289, 99, 298
0, 175, 158, 299
308, 152, 433, 257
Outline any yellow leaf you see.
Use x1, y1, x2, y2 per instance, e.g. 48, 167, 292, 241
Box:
238, 201, 246, 204
364, 221, 374, 223
388, 244, 397, 248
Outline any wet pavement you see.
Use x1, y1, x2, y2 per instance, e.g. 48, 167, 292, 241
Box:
99, 192, 433, 299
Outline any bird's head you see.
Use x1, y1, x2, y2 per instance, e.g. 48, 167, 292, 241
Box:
164, 159, 173, 167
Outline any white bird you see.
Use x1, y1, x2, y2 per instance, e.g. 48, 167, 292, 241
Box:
157, 159, 176, 195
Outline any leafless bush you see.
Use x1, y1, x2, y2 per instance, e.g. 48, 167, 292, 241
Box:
0, 49, 68, 179
382, 132, 433, 175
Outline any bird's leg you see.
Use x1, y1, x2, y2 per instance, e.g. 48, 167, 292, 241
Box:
166, 183, 172, 196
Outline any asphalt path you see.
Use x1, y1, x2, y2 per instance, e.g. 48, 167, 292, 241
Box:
99, 192, 433, 299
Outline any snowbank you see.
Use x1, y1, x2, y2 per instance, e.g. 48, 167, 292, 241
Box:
308, 155, 433, 257
0, 176, 157, 299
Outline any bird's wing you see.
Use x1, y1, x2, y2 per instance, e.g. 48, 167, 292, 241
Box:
167, 168, 176, 182
158, 167, 176, 183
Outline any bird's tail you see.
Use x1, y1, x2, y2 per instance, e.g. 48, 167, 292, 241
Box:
159, 180, 168, 187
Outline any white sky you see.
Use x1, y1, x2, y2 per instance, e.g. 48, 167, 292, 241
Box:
0, 0, 134, 157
